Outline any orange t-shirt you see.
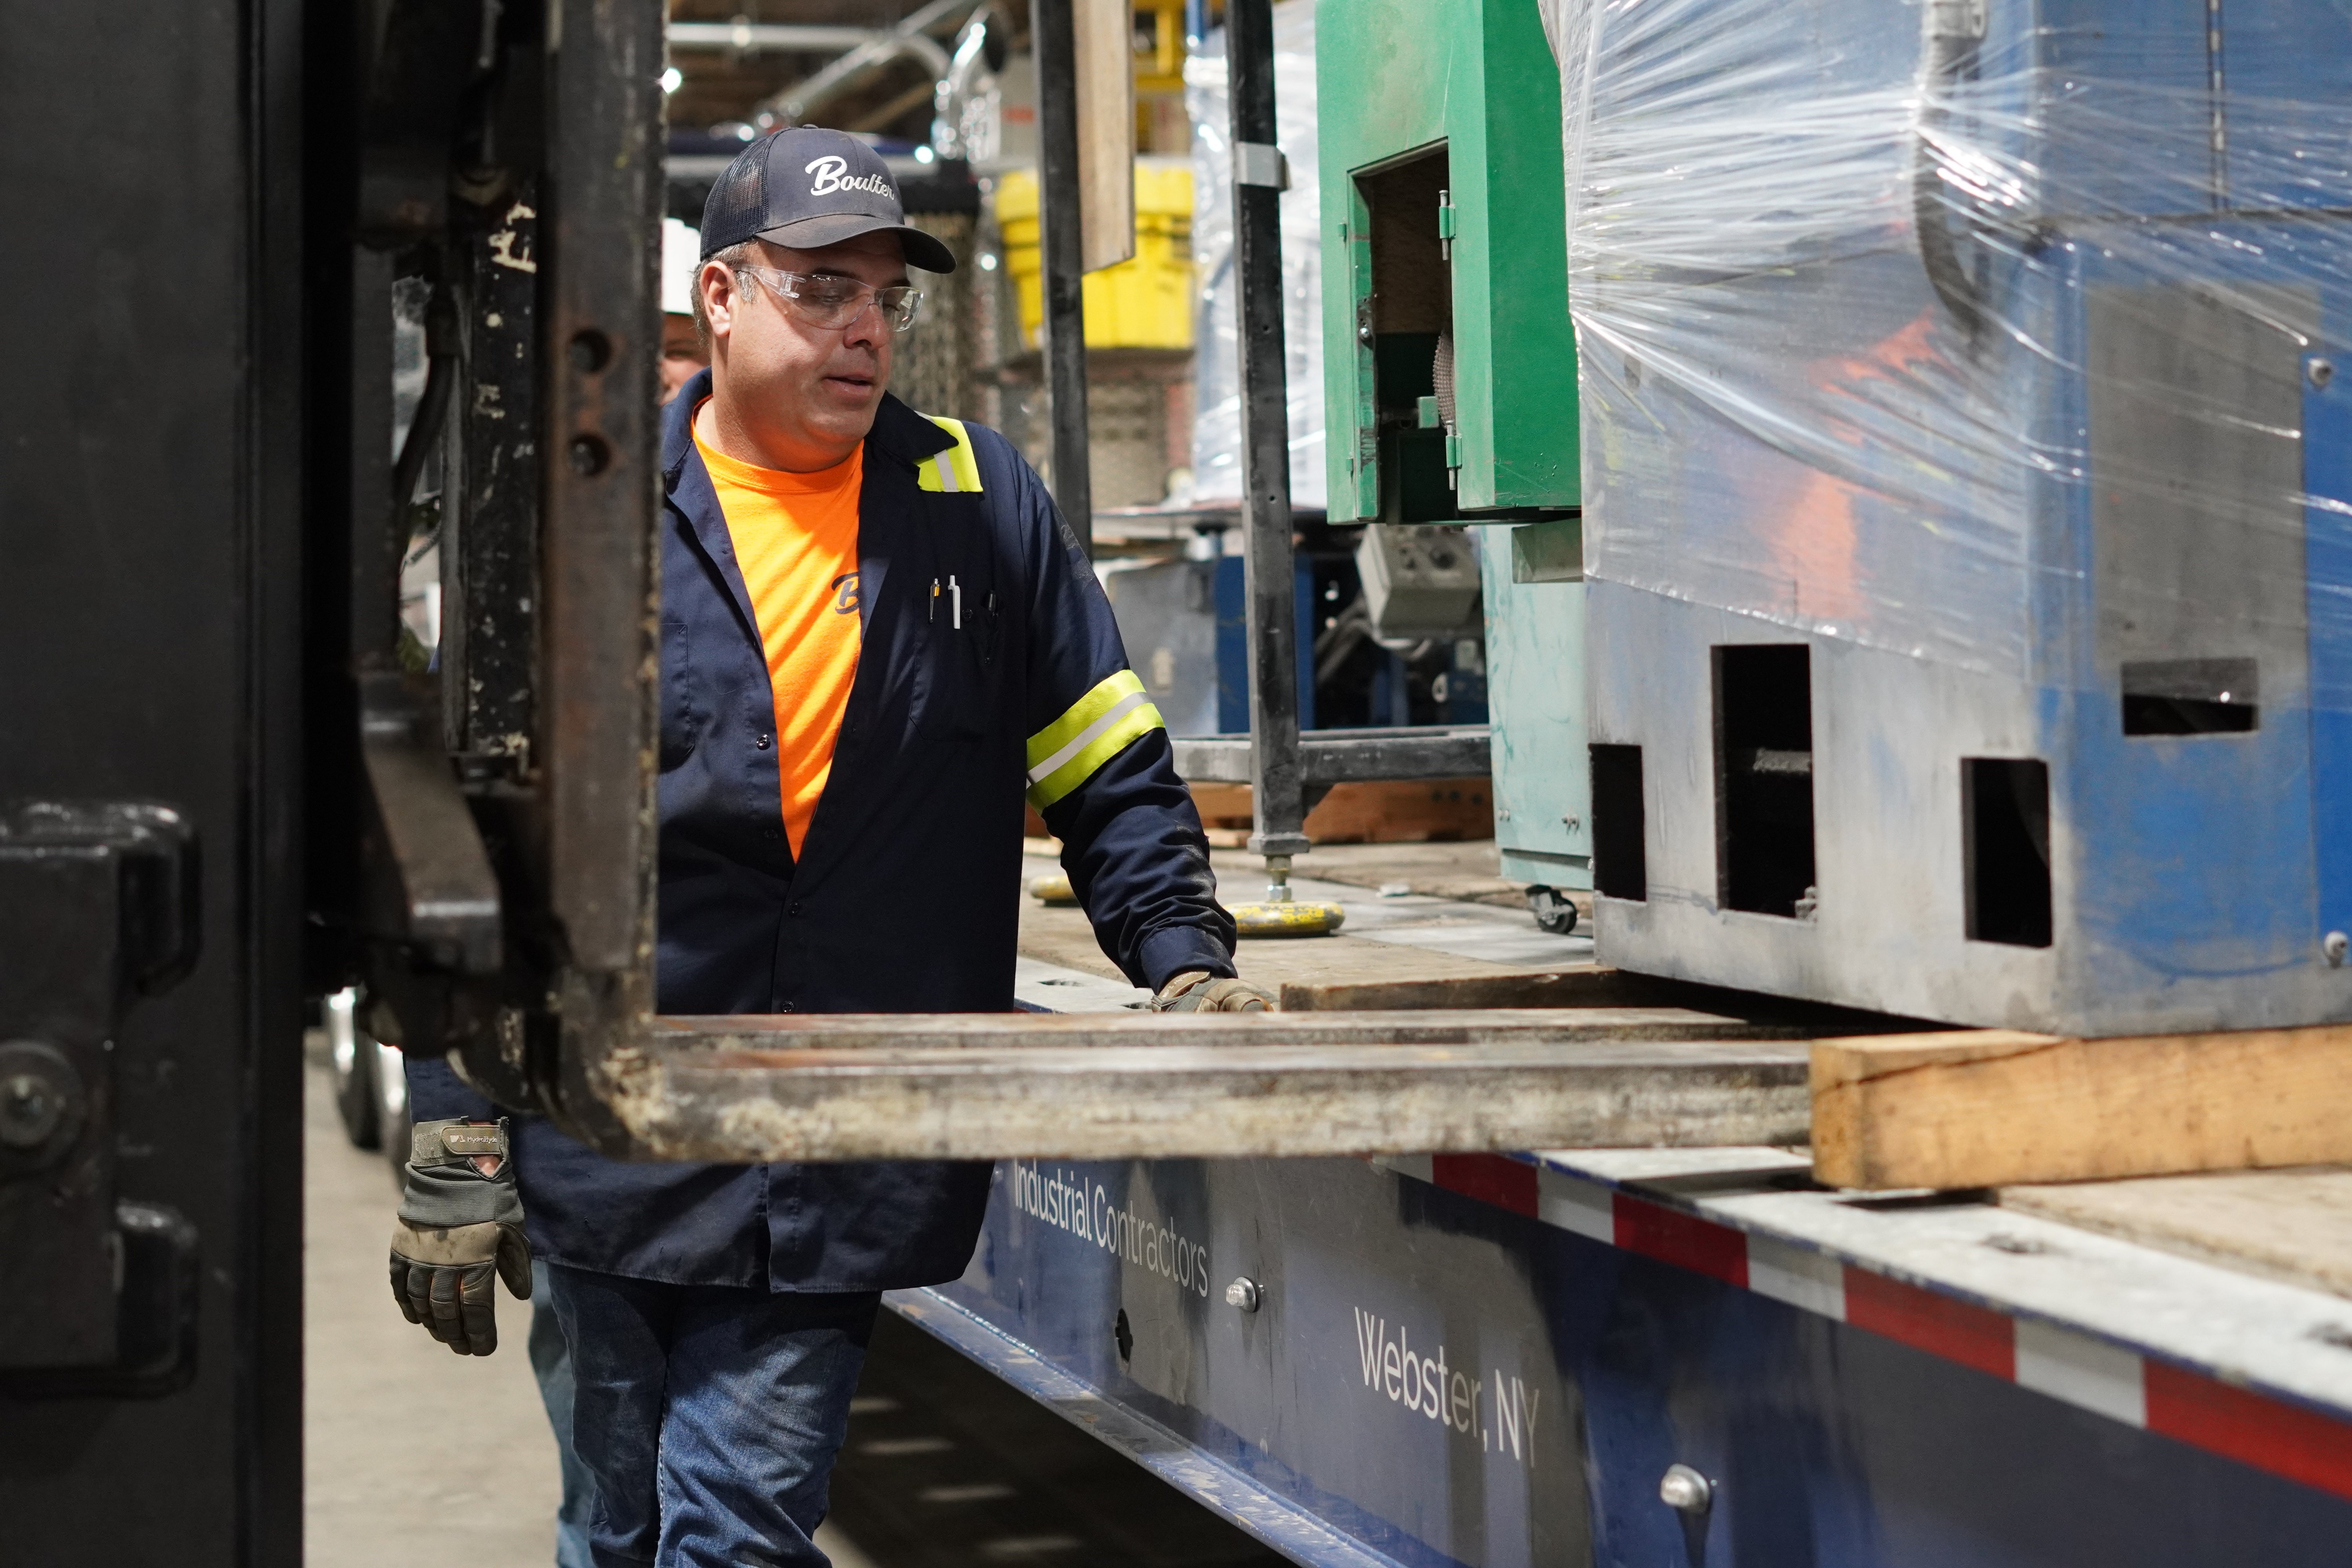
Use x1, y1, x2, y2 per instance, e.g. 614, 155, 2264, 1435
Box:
694, 414, 864, 858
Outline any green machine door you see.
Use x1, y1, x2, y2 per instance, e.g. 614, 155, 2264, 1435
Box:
1316, 0, 1589, 891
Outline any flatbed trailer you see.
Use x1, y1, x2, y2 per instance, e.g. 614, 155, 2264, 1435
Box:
833, 861, 2352, 1566
894, 1032, 2352, 1566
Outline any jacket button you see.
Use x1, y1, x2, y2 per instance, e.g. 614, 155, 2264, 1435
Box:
763, 827, 780, 841
754, 733, 771, 750
789, 901, 803, 916
777, 1001, 796, 1013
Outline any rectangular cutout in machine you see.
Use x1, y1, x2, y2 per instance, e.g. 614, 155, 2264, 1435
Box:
1714, 645, 1815, 917
1352, 143, 1457, 523
2120, 657, 2259, 735
1590, 744, 1646, 900
1964, 758, 2053, 947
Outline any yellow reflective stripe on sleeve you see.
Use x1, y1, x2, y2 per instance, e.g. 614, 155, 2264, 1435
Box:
1025, 670, 1166, 809
916, 415, 984, 494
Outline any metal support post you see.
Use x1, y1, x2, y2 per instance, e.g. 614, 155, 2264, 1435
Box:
1227, 0, 1310, 903
1031, 0, 1093, 554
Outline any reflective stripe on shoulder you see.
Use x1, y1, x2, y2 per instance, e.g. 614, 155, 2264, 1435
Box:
1025, 670, 1165, 810
916, 415, 984, 494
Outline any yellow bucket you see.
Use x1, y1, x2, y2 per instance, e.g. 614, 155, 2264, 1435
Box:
995, 160, 1195, 350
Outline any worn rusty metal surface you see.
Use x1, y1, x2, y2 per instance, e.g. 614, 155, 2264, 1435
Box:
444, 182, 544, 776
650, 1008, 1820, 1048
572, 1012, 1812, 1161
542, 0, 662, 978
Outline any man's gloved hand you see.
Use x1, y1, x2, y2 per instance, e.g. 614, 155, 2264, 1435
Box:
388, 1118, 532, 1356
1150, 970, 1276, 1012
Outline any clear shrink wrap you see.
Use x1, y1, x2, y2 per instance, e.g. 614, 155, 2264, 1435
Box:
1185, 0, 1326, 511
1541, 0, 2352, 684
1542, 0, 2352, 1032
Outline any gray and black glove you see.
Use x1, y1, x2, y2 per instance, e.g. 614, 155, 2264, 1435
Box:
1150, 970, 1276, 1013
388, 1118, 532, 1356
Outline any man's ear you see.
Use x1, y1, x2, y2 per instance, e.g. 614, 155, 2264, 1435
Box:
697, 260, 735, 348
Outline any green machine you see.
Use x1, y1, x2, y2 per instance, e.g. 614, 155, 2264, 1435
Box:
1314, 0, 1588, 925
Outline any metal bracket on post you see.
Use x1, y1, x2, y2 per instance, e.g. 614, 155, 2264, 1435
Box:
1235, 140, 1289, 191
0, 802, 202, 1399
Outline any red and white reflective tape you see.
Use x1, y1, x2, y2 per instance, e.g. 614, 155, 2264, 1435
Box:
1375, 1152, 2352, 1503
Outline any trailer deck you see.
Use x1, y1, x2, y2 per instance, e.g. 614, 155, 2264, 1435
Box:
912, 848, 2352, 1566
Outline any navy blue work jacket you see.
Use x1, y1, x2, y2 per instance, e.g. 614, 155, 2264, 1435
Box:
412, 370, 1234, 1291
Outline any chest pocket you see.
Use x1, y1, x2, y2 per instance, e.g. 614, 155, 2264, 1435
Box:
913, 417, 1003, 742
919, 518, 1002, 742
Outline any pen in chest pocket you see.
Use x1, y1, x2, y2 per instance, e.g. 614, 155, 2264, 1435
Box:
929, 575, 962, 629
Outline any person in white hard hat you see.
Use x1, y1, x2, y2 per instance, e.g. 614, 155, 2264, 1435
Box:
660, 216, 711, 403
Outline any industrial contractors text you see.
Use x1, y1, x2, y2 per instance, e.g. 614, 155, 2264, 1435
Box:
1005, 1160, 1213, 1298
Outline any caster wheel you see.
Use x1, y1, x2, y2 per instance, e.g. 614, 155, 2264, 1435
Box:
1528, 886, 1579, 936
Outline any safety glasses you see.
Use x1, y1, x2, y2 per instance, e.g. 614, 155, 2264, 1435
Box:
735, 265, 924, 333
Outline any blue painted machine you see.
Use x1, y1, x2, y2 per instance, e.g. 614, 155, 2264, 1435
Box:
1570, 0, 2352, 1032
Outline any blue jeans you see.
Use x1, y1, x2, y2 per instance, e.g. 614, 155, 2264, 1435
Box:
542, 1262, 880, 1568
529, 1259, 596, 1568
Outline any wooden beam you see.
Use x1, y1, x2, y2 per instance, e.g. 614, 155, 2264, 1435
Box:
1813, 1024, 2352, 1190
1280, 967, 1682, 1012
1072, 0, 1135, 273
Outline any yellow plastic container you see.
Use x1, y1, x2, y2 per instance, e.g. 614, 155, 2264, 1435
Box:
996, 160, 1194, 350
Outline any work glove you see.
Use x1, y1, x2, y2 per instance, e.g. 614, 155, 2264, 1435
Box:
1150, 971, 1276, 1013
388, 1118, 532, 1356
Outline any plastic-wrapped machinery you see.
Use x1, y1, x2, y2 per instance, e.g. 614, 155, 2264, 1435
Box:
1187, 0, 1325, 510
1546, 0, 2352, 1032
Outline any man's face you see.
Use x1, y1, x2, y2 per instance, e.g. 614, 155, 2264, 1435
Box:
659, 314, 708, 404
701, 231, 906, 466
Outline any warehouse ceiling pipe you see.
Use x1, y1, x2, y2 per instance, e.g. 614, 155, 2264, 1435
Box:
756, 0, 968, 126
666, 22, 891, 54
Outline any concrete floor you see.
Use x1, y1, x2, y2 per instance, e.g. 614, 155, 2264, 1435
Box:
305, 1053, 894, 1566
303, 1054, 563, 1566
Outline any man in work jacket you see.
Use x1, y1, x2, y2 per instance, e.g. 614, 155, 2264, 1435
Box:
392, 128, 1269, 1567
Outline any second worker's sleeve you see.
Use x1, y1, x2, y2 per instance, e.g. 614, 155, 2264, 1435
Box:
403, 1054, 501, 1126
1008, 450, 1238, 991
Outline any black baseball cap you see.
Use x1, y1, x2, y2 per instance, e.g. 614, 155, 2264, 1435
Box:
700, 127, 956, 274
